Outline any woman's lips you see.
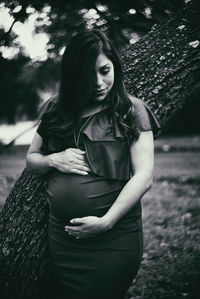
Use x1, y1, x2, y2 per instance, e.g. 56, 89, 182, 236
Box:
94, 88, 106, 95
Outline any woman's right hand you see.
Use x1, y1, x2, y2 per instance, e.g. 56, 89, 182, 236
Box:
49, 148, 91, 175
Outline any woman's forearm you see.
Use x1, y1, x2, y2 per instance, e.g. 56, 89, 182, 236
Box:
102, 173, 153, 229
26, 152, 55, 174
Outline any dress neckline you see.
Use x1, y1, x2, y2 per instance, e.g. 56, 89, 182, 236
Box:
81, 102, 109, 118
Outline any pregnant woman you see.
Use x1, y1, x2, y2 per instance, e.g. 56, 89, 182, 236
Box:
26, 29, 160, 299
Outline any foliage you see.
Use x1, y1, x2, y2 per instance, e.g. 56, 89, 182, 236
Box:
1, 0, 187, 49
0, 54, 39, 123
0, 0, 188, 123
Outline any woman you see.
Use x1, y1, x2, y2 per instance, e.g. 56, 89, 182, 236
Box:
26, 29, 160, 299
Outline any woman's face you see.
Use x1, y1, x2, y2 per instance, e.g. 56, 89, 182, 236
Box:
92, 53, 114, 102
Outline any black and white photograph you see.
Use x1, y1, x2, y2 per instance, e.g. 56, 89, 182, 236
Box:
0, 1, 199, 298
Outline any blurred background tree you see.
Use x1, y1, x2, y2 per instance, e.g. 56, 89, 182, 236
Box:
0, 0, 199, 134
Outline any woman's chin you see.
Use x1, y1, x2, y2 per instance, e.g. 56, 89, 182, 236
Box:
93, 92, 109, 102
94, 96, 106, 102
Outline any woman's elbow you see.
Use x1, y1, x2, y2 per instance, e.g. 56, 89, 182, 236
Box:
26, 154, 34, 172
146, 175, 153, 191
26, 153, 40, 174
141, 172, 153, 192
133, 171, 153, 192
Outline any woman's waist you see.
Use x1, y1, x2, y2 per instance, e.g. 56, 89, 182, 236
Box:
47, 170, 126, 209
46, 170, 142, 221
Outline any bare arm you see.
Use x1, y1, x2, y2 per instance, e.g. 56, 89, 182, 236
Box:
102, 130, 154, 228
65, 130, 154, 238
26, 132, 51, 174
26, 132, 90, 175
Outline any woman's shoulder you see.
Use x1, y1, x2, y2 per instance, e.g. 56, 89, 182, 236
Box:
36, 96, 58, 139
126, 93, 161, 138
38, 95, 58, 118
127, 94, 147, 111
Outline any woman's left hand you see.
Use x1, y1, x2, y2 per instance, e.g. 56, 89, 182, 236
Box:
64, 216, 110, 239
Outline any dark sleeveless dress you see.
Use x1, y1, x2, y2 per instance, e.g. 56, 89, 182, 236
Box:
37, 98, 160, 299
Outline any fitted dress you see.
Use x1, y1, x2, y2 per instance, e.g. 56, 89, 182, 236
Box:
37, 97, 160, 299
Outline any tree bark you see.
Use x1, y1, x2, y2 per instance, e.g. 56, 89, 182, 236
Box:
122, 0, 200, 126
0, 1, 199, 298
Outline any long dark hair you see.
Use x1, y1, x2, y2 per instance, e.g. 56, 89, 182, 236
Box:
41, 29, 140, 141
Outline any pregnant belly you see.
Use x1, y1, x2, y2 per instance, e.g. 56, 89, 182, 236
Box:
47, 170, 126, 224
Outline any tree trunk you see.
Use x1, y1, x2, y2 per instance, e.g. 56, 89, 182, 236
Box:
0, 1, 199, 298
122, 0, 200, 126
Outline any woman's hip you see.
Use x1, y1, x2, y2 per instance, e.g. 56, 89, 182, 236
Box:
48, 229, 143, 299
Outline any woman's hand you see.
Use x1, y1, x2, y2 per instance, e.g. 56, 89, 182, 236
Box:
26, 131, 91, 175
64, 216, 111, 239
50, 148, 91, 175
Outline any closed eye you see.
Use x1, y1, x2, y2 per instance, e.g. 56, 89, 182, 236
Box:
100, 66, 111, 75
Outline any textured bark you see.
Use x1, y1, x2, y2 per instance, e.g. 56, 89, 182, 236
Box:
122, 0, 200, 126
0, 169, 52, 299
0, 1, 199, 298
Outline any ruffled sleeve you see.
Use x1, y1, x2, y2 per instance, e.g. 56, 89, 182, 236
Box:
130, 97, 161, 139
36, 97, 57, 138
36, 120, 45, 138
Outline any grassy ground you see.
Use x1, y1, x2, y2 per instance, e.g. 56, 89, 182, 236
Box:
154, 135, 200, 152
126, 180, 200, 299
0, 138, 200, 298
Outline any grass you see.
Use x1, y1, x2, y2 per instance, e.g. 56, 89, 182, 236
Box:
126, 180, 200, 299
154, 135, 200, 152
0, 140, 200, 299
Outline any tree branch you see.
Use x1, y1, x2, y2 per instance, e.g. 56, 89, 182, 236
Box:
1, 1, 28, 46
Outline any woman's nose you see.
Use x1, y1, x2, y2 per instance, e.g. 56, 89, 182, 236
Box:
94, 73, 103, 87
